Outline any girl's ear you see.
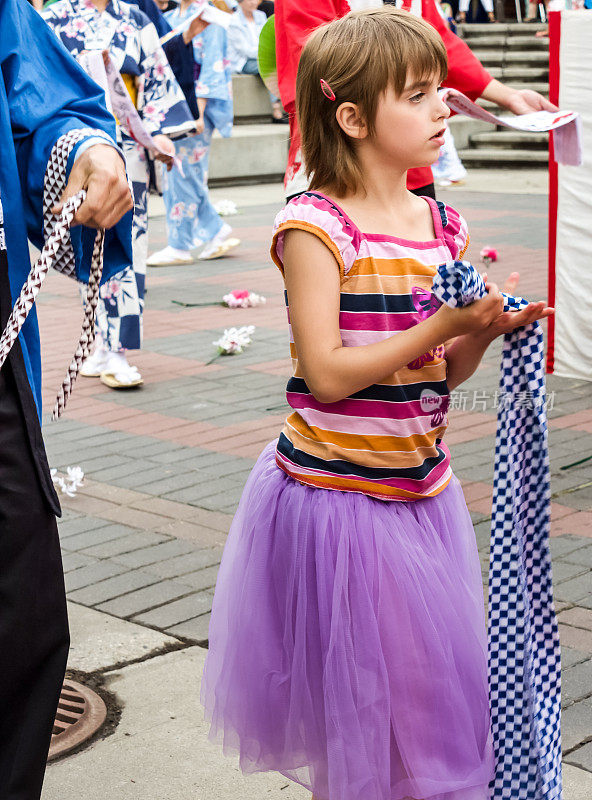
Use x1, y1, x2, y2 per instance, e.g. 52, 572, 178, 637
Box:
335, 102, 368, 140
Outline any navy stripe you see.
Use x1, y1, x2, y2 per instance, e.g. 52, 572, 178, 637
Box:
278, 433, 446, 481
287, 377, 448, 404
339, 294, 417, 313
436, 200, 448, 229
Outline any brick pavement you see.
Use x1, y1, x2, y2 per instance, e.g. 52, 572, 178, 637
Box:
37, 184, 592, 772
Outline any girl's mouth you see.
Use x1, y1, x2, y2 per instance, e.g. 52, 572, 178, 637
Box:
430, 128, 446, 145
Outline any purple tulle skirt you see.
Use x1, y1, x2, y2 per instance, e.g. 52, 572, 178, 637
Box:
201, 442, 495, 800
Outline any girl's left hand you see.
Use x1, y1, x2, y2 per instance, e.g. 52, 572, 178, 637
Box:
481, 271, 554, 339
152, 134, 176, 171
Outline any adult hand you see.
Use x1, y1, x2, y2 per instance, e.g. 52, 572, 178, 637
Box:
503, 89, 558, 115
194, 117, 205, 135
152, 134, 176, 171
52, 143, 132, 230
480, 78, 559, 115
480, 271, 554, 339
182, 16, 209, 43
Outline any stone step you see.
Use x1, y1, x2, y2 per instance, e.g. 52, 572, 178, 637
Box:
469, 130, 549, 150
232, 73, 273, 124
458, 22, 547, 34
458, 147, 548, 167
460, 34, 548, 49
209, 123, 289, 186
487, 65, 549, 81
471, 50, 548, 66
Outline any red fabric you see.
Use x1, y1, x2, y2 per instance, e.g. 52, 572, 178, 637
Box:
275, 0, 350, 113
276, 0, 494, 192
546, 11, 561, 374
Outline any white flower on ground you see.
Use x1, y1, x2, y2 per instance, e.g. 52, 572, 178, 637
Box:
213, 326, 255, 355
213, 199, 238, 216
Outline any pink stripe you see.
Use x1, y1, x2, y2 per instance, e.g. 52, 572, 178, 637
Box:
293, 408, 440, 436
358, 239, 449, 263
287, 392, 444, 421
340, 330, 405, 346
339, 311, 417, 332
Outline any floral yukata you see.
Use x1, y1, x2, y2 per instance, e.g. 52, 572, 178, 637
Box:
163, 6, 234, 250
43, 0, 192, 351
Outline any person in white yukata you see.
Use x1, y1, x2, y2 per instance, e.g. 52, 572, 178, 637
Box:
44, 0, 195, 387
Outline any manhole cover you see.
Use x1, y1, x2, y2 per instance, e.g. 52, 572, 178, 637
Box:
48, 679, 107, 761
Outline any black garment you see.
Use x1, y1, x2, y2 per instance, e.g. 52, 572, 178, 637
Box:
258, 0, 275, 17
410, 182, 437, 201
0, 235, 69, 800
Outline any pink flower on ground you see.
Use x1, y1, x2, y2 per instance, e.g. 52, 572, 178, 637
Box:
480, 246, 498, 264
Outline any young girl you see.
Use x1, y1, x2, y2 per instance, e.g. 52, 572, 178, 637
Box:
201, 8, 552, 800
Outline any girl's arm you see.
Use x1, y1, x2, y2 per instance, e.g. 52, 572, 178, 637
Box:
283, 230, 505, 405
445, 273, 554, 392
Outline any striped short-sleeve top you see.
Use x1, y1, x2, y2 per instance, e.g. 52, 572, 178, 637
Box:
270, 191, 469, 502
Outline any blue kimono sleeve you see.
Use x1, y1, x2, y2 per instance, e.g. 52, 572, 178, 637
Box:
194, 25, 231, 102
1, 0, 132, 283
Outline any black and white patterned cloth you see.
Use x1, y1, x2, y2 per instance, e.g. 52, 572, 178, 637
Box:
432, 261, 562, 800
0, 130, 108, 419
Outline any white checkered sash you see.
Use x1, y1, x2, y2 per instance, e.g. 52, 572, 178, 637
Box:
432, 261, 562, 800
0, 131, 107, 420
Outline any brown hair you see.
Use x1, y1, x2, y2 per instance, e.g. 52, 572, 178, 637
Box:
296, 7, 448, 196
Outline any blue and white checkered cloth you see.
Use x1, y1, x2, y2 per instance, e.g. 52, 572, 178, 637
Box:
432, 261, 562, 800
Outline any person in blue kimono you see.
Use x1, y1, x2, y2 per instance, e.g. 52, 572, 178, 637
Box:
44, 0, 195, 387
0, 0, 132, 796
147, 2, 241, 265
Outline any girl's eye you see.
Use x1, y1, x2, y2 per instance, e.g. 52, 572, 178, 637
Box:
410, 92, 425, 103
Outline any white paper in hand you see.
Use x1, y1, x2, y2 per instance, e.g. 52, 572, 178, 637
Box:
440, 87, 583, 166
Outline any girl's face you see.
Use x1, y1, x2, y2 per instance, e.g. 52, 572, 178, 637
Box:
370, 73, 450, 170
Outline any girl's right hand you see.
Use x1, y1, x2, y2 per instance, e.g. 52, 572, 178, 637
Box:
194, 117, 205, 135
434, 281, 505, 339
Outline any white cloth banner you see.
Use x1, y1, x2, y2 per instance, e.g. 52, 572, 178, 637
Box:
550, 10, 592, 381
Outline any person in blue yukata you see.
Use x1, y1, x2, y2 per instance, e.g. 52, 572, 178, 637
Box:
44, 0, 196, 388
0, 0, 132, 796
147, 0, 241, 265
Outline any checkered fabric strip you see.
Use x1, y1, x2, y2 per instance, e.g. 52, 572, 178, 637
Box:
0, 131, 107, 419
433, 261, 562, 800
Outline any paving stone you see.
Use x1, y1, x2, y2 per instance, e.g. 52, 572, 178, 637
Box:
553, 562, 591, 584
555, 573, 592, 604
565, 741, 592, 772
112, 466, 189, 491
95, 579, 196, 618
564, 545, 592, 569
132, 591, 213, 628
563, 659, 592, 705
67, 569, 161, 606
61, 551, 97, 573
113, 538, 197, 568
57, 516, 110, 538
562, 646, 591, 670
558, 607, 592, 631
551, 536, 592, 560
137, 472, 208, 496
64, 560, 127, 593
60, 523, 142, 552
562, 699, 592, 752
166, 613, 211, 643
81, 531, 171, 559
141, 547, 223, 580
169, 564, 219, 592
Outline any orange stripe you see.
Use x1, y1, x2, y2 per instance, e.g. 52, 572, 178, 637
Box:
287, 415, 445, 460
345, 256, 437, 282
271, 222, 345, 278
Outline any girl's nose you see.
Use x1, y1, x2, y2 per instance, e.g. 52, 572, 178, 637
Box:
436, 97, 451, 120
